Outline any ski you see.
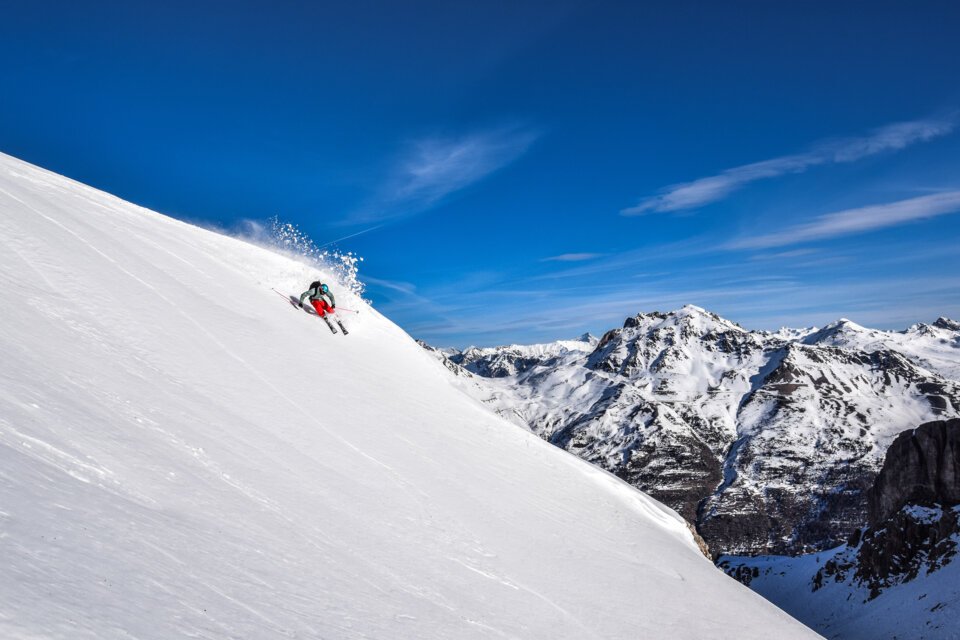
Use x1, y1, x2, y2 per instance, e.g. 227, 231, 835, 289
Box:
322, 316, 338, 334
336, 319, 349, 335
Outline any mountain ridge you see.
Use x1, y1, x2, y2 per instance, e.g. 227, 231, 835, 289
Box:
424, 305, 960, 555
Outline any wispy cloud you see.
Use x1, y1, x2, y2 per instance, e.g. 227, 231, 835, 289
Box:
350, 125, 539, 224
540, 252, 604, 262
622, 114, 957, 216
727, 190, 960, 249
363, 275, 419, 295
748, 248, 820, 261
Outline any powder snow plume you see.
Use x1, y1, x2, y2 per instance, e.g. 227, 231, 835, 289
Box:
241, 215, 368, 300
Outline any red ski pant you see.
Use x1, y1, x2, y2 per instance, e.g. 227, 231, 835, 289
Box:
311, 299, 334, 317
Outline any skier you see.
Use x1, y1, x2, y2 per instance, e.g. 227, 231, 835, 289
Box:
299, 281, 348, 335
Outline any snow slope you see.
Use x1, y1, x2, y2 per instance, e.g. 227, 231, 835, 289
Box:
0, 152, 818, 639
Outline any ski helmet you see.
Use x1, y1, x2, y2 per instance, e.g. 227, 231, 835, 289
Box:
321, 284, 329, 293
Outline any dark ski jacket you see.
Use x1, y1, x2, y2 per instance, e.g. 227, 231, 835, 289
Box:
299, 285, 336, 308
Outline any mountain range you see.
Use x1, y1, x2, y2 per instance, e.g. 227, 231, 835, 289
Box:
422, 306, 960, 556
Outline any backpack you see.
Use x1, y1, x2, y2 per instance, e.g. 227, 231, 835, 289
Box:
309, 280, 323, 294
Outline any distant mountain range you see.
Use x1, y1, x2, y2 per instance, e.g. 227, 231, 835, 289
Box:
421, 305, 960, 556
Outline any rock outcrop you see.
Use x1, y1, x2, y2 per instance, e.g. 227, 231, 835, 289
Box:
719, 420, 960, 638
841, 504, 960, 600
867, 418, 960, 526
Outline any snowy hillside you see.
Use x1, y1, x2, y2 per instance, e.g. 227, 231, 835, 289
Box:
427, 307, 960, 555
0, 152, 818, 638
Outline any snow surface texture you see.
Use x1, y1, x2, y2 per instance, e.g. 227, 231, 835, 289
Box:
0, 151, 819, 639
428, 308, 960, 555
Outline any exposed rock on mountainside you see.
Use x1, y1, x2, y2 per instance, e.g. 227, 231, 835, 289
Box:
426, 307, 960, 555
718, 419, 960, 639
935, 317, 960, 332
867, 418, 960, 526
816, 419, 960, 599
821, 503, 960, 600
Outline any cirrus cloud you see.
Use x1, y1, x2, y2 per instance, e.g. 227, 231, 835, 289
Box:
540, 252, 604, 262
726, 190, 960, 250
349, 125, 539, 225
622, 115, 957, 216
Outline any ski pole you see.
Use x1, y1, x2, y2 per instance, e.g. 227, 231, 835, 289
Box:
272, 288, 300, 307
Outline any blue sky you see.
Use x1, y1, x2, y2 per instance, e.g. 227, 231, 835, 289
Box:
2, 1, 959, 346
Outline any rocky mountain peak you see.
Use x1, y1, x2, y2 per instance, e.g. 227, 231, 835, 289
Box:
619, 306, 744, 337
934, 316, 960, 331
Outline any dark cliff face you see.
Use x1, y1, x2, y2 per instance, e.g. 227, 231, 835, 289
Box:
809, 420, 960, 601
867, 418, 960, 526
723, 419, 960, 624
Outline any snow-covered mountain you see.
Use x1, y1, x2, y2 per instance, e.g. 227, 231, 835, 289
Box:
454, 334, 599, 378
803, 317, 960, 381
426, 307, 960, 556
0, 151, 818, 638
